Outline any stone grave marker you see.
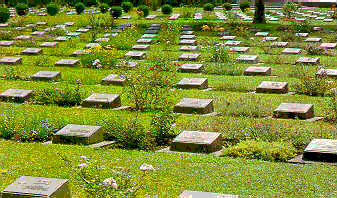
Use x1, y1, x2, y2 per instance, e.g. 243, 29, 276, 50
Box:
282, 48, 301, 54
236, 55, 259, 64
101, 74, 126, 86
15, 35, 32, 40
55, 59, 80, 66
1, 176, 70, 198
323, 18, 333, 22
230, 47, 249, 53
316, 69, 337, 77
263, 37, 278, 41
141, 34, 157, 39
40, 42, 59, 47
177, 78, 208, 89
85, 43, 100, 49
54, 36, 68, 42
71, 50, 91, 57
313, 26, 322, 31
104, 33, 118, 38
64, 22, 75, 26
178, 63, 204, 73
244, 66, 271, 76
296, 57, 320, 64
145, 29, 159, 34
95, 38, 110, 42
180, 46, 199, 51
121, 15, 131, 19
0, 88, 33, 103
170, 131, 222, 153
0, 57, 22, 65
76, 28, 89, 33
182, 25, 192, 31
169, 14, 180, 20
32, 71, 61, 81
181, 31, 194, 35
52, 124, 104, 145
136, 39, 153, 44
0, 41, 15, 46
319, 43, 336, 49
295, 33, 309, 37
179, 39, 196, 45
271, 42, 288, 48
256, 81, 288, 94
0, 23, 9, 28
224, 41, 241, 46
220, 36, 236, 40
31, 31, 45, 37
145, 15, 157, 20
180, 190, 239, 198
174, 98, 214, 114
305, 37, 322, 42
125, 51, 146, 59
273, 103, 314, 119
180, 35, 196, 40
67, 32, 81, 37
178, 53, 200, 61
82, 93, 121, 109
22, 48, 42, 55
303, 139, 337, 162
255, 32, 269, 37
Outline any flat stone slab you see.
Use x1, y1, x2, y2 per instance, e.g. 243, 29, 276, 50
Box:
255, 32, 269, 37
0, 88, 33, 103
85, 43, 100, 48
180, 46, 199, 51
271, 42, 289, 48
145, 29, 159, 34
236, 55, 259, 64
230, 47, 249, 53
132, 45, 150, 50
82, 93, 121, 109
102, 74, 126, 86
180, 35, 196, 40
0, 41, 15, 46
177, 78, 208, 89
256, 81, 288, 94
103, 33, 118, 37
174, 98, 214, 114
32, 71, 61, 81
180, 190, 239, 198
1, 176, 70, 198
273, 103, 314, 119
40, 42, 59, 47
224, 41, 241, 46
282, 48, 301, 54
55, 59, 80, 66
136, 39, 153, 44
64, 22, 75, 26
31, 31, 45, 37
244, 66, 271, 76
170, 131, 222, 153
141, 34, 157, 39
178, 53, 200, 61
263, 37, 278, 41
305, 37, 322, 42
0, 57, 22, 65
76, 28, 90, 33
303, 139, 337, 162
295, 33, 309, 37
319, 43, 337, 49
169, 14, 180, 20
317, 69, 337, 77
178, 63, 204, 73
54, 36, 69, 42
181, 31, 194, 35
52, 124, 104, 145
221, 36, 236, 40
15, 35, 32, 40
72, 50, 91, 56
67, 32, 81, 37
95, 38, 110, 42
125, 51, 146, 59
22, 48, 42, 55
145, 14, 157, 20
179, 39, 196, 45
296, 57, 320, 64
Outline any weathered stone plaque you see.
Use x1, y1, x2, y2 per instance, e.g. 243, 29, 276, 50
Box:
319, 43, 336, 49
95, 38, 110, 42
15, 35, 32, 40
145, 14, 157, 20
174, 98, 214, 114
136, 39, 153, 44
121, 15, 131, 19
296, 57, 320, 64
182, 25, 192, 31
169, 14, 180, 20
54, 36, 68, 42
180, 35, 196, 40
40, 42, 59, 47
263, 37, 278, 41
145, 29, 159, 34
178, 53, 200, 61
230, 47, 249, 53
181, 31, 194, 35
125, 51, 146, 59
236, 55, 259, 64
305, 37, 321, 42
85, 43, 100, 49
76, 28, 89, 33
0, 41, 15, 46
31, 31, 45, 37
67, 32, 81, 37
271, 42, 288, 48
282, 48, 301, 54
303, 139, 337, 162
179, 39, 196, 45
180, 190, 239, 198
141, 34, 157, 39
295, 33, 309, 37
55, 59, 80, 66
0, 88, 33, 103
255, 32, 269, 37
221, 36, 236, 40
312, 26, 322, 31
71, 50, 91, 56
273, 103, 314, 119
316, 69, 337, 77
256, 81, 288, 94
0, 57, 22, 65
178, 63, 204, 73
224, 41, 241, 46
177, 78, 208, 89
36, 22, 48, 26
22, 48, 42, 55
132, 45, 150, 50
101, 74, 126, 86
82, 93, 121, 109
180, 46, 199, 51
52, 124, 104, 145
32, 71, 61, 81
244, 66, 271, 76
64, 22, 75, 26
1, 176, 70, 198
170, 131, 222, 153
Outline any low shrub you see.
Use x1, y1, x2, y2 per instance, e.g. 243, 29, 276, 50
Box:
161, 4, 172, 15
47, 3, 59, 16
207, 44, 233, 63
85, 0, 98, 7
80, 46, 119, 69
223, 140, 297, 162
99, 3, 109, 13
181, 5, 193, 18
291, 20, 311, 33
121, 1, 133, 12
75, 2, 85, 14
305, 44, 323, 55
137, 5, 149, 18
15, 3, 28, 16
282, 2, 299, 18
0, 8, 10, 23
110, 6, 123, 18
203, 3, 214, 11
223, 3, 232, 11
108, 25, 141, 50
240, 1, 250, 12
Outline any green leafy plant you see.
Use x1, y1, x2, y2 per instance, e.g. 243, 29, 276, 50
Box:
203, 3, 214, 11
47, 3, 59, 16
282, 2, 299, 18
240, 1, 250, 12
15, 3, 28, 16
121, 1, 133, 12
0, 8, 10, 23
75, 2, 85, 14
99, 3, 109, 13
137, 5, 149, 18
110, 6, 122, 18
161, 4, 172, 15
223, 3, 232, 11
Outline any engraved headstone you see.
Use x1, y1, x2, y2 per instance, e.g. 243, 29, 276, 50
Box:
52, 124, 104, 145
95, 38, 110, 42
31, 31, 45, 37
179, 39, 196, 45
85, 43, 100, 48
256, 81, 288, 94
15, 35, 32, 40
101, 74, 126, 86
273, 103, 314, 119
54, 36, 68, 42
132, 45, 150, 50
295, 33, 309, 37
169, 14, 180, 20
72, 50, 91, 56
174, 98, 214, 114
170, 131, 222, 153
136, 39, 153, 44
319, 43, 337, 49
76, 28, 89, 33
263, 37, 278, 41
82, 93, 121, 109
282, 48, 301, 54
181, 31, 194, 35
180, 190, 239, 198
125, 51, 146, 59
22, 48, 42, 55
180, 35, 196, 40
303, 139, 337, 162
0, 57, 22, 65
40, 42, 59, 47
255, 32, 269, 37
67, 32, 81, 37
1, 176, 70, 198
178, 53, 200, 61
145, 14, 157, 20
236, 55, 259, 64
180, 46, 199, 51
296, 57, 320, 64
316, 69, 337, 77
0, 88, 33, 103
55, 59, 80, 66
305, 37, 321, 42
244, 66, 271, 76
178, 63, 204, 73
224, 41, 241, 46
145, 29, 159, 34
141, 34, 157, 39
221, 36, 236, 40
230, 47, 249, 53
271, 42, 288, 48
32, 71, 61, 81
177, 78, 208, 89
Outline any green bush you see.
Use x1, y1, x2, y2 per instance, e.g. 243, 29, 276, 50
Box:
203, 3, 214, 11
99, 3, 109, 13
223, 140, 297, 162
110, 6, 122, 18
240, 1, 250, 12
85, 0, 97, 7
137, 5, 149, 17
75, 2, 85, 14
223, 3, 232, 11
161, 4, 172, 15
0, 8, 10, 23
15, 3, 29, 16
121, 1, 133, 12
80, 48, 118, 69
47, 3, 59, 16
